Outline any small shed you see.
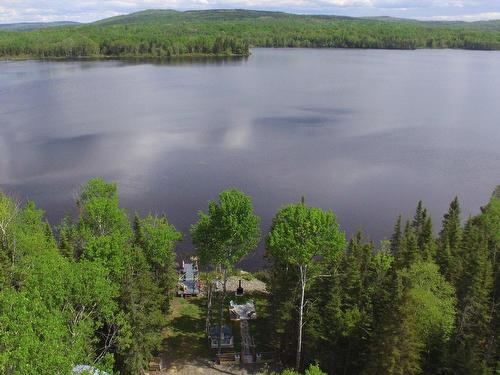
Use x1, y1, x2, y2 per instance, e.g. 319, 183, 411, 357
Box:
208, 324, 234, 348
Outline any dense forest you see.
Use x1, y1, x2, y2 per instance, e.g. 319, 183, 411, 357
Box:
267, 188, 500, 375
0, 178, 498, 374
1, 9, 500, 59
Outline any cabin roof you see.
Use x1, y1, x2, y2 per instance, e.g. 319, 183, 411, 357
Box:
210, 324, 232, 337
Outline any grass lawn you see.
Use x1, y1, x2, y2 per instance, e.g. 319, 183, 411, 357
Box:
162, 290, 273, 365
247, 292, 274, 353
163, 297, 211, 363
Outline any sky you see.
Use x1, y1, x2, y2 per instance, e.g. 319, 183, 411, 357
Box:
0, 0, 500, 24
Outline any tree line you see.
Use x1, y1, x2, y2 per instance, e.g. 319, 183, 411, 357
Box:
1, 15, 500, 59
0, 179, 498, 374
0, 178, 181, 374
267, 190, 500, 374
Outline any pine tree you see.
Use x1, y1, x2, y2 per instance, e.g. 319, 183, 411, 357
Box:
420, 215, 436, 260
116, 246, 166, 374
437, 197, 462, 284
397, 221, 419, 269
363, 290, 423, 375
412, 201, 425, 232
410, 202, 436, 260
452, 218, 494, 375
390, 215, 402, 257
132, 212, 144, 247
57, 216, 76, 259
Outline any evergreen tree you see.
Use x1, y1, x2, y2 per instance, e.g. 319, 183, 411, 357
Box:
135, 214, 181, 312
437, 197, 463, 284
397, 221, 419, 269
116, 246, 166, 374
420, 215, 436, 260
57, 215, 77, 259
390, 215, 402, 256
451, 191, 499, 375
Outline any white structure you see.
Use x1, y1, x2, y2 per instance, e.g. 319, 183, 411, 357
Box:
73, 365, 109, 375
229, 300, 257, 321
177, 259, 200, 297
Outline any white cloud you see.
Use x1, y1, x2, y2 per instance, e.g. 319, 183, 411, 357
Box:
423, 11, 500, 21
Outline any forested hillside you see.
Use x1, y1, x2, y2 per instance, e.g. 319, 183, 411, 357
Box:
1, 9, 500, 59
0, 178, 498, 374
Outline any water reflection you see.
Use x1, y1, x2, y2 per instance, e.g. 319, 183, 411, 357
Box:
1, 48, 499, 269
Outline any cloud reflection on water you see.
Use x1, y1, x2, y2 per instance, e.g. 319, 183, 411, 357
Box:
1, 49, 500, 269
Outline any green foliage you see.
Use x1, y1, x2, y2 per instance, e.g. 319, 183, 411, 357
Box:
191, 188, 261, 269
401, 261, 456, 343
276, 363, 327, 375
0, 193, 115, 374
364, 261, 455, 375
2, 10, 500, 60
267, 202, 346, 267
134, 214, 181, 311
437, 197, 462, 283
0, 289, 78, 374
76, 178, 132, 281
116, 246, 166, 374
1, 180, 499, 375
191, 188, 260, 353
266, 202, 346, 370
0, 179, 180, 374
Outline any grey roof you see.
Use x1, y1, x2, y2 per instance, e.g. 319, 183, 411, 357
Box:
210, 324, 232, 338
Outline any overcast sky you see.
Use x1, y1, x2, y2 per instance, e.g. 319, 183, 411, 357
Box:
1, 0, 500, 23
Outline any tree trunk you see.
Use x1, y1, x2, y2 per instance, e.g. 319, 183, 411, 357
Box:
218, 267, 228, 355
206, 275, 213, 335
296, 265, 307, 372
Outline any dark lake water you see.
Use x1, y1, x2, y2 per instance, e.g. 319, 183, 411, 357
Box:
1, 48, 499, 269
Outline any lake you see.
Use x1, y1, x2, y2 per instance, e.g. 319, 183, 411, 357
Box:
1, 48, 499, 269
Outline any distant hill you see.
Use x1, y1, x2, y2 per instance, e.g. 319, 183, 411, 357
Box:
0, 21, 80, 31
93, 9, 500, 29
92, 9, 352, 26
2, 10, 499, 31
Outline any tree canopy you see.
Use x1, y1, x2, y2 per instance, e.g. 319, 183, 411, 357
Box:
2, 10, 500, 60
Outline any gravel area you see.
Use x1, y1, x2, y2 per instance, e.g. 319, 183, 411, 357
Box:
151, 359, 266, 375
225, 276, 267, 294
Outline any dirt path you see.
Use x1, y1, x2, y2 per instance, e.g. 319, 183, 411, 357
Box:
159, 360, 265, 375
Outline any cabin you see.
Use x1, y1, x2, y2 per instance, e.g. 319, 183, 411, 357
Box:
209, 324, 234, 349
177, 259, 200, 297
